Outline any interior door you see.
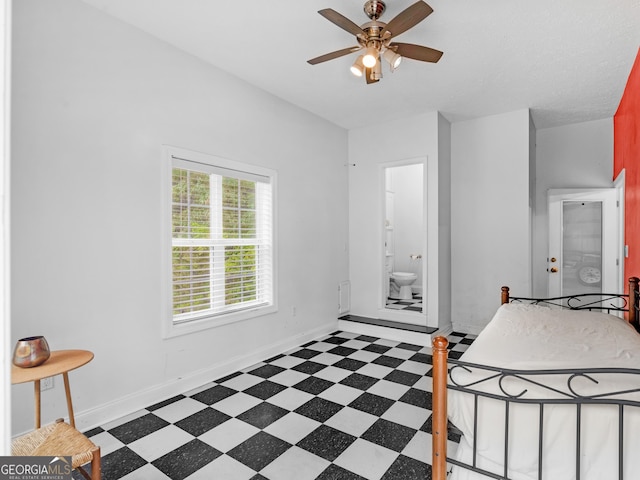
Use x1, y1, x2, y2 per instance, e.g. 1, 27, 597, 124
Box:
548, 189, 620, 298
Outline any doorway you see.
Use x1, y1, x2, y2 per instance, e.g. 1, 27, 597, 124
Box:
381, 160, 426, 324
548, 188, 620, 297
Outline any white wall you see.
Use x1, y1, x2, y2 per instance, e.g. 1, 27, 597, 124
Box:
532, 119, 614, 296
10, 0, 349, 435
451, 110, 532, 334
1, 0, 11, 454
348, 112, 446, 328
437, 113, 452, 333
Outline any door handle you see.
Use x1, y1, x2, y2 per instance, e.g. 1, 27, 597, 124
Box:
549, 267, 558, 273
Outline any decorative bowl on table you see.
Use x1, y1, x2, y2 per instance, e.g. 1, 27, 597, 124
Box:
12, 336, 51, 368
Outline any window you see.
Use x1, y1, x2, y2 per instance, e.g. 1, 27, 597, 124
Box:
163, 147, 276, 335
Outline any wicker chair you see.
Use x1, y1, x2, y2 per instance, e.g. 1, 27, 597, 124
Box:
12, 418, 100, 479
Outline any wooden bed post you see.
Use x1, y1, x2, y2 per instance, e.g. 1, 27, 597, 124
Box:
432, 336, 449, 480
629, 276, 639, 330
501, 286, 510, 305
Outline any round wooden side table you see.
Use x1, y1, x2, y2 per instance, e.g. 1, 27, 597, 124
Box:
11, 349, 94, 429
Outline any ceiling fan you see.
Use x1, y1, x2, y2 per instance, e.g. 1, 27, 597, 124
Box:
307, 0, 443, 84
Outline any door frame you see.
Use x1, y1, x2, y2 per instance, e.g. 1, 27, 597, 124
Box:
614, 170, 626, 294
547, 188, 621, 297
378, 157, 428, 325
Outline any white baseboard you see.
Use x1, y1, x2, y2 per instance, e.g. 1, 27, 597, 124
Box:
73, 324, 337, 433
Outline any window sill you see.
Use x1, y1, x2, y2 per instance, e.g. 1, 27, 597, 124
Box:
162, 304, 277, 339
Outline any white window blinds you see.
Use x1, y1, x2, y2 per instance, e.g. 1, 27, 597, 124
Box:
171, 156, 274, 323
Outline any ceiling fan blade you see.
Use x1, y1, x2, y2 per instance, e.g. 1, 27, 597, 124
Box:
365, 67, 379, 84
391, 42, 443, 63
318, 8, 366, 37
381, 1, 433, 38
307, 46, 362, 65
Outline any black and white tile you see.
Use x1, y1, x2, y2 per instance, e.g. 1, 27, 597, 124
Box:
446, 331, 477, 359
385, 294, 423, 313
77, 331, 476, 480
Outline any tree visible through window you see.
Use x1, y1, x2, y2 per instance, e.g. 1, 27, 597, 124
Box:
170, 156, 273, 324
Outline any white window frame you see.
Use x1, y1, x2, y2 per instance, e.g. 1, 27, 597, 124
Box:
161, 146, 278, 338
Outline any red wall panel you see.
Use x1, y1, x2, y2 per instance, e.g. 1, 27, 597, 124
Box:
614, 48, 640, 284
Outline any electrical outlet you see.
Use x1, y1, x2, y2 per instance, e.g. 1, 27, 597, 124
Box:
41, 376, 54, 391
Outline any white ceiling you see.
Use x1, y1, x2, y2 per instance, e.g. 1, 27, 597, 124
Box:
79, 0, 640, 130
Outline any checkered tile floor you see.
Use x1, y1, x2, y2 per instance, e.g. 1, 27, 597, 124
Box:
385, 294, 423, 312
77, 331, 476, 480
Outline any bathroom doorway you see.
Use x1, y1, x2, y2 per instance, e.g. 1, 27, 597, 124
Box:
381, 160, 426, 323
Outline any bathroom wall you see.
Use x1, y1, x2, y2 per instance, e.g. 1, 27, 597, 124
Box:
391, 163, 424, 290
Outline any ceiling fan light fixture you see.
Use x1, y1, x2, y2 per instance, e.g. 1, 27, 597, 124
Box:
362, 46, 378, 68
383, 49, 402, 70
372, 60, 383, 80
309, 1, 442, 85
350, 55, 365, 77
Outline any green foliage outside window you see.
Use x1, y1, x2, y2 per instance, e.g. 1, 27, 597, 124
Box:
172, 169, 259, 316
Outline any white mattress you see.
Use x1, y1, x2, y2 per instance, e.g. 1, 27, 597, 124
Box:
448, 303, 640, 480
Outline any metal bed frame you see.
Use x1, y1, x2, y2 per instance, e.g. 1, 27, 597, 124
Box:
432, 277, 640, 480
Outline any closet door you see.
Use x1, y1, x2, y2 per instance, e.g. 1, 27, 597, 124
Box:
548, 188, 619, 298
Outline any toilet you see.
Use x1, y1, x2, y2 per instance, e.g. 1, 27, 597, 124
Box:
389, 272, 417, 300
